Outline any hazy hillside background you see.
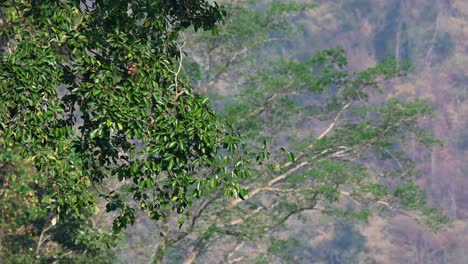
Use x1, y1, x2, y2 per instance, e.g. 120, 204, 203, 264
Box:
115, 1, 468, 263
290, 1, 468, 263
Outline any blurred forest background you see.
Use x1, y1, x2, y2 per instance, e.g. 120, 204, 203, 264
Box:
113, 0, 468, 263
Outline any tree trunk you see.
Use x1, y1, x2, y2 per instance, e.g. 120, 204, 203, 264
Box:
395, 1, 402, 70
449, 181, 457, 219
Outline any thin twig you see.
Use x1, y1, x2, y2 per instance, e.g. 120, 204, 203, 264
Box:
223, 241, 245, 264
317, 101, 352, 140
36, 222, 55, 254
171, 33, 186, 101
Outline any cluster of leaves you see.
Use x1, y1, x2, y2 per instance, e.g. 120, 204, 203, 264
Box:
0, 138, 118, 263
0, 0, 261, 259
0, 0, 252, 230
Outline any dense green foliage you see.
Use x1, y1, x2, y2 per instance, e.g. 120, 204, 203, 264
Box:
0, 0, 248, 225
0, 0, 253, 261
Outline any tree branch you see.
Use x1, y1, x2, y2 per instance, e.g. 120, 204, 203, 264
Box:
206, 47, 248, 87
165, 33, 187, 102
317, 101, 352, 140
222, 241, 245, 264
36, 221, 56, 255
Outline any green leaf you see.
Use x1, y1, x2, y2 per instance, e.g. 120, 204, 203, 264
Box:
287, 152, 295, 163
239, 188, 248, 200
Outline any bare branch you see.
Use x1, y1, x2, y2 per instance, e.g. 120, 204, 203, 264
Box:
230, 207, 262, 225
236, 89, 298, 123
424, 14, 440, 69
276, 101, 353, 170
206, 47, 248, 87
317, 101, 352, 140
183, 251, 197, 264
163, 33, 187, 102
263, 187, 294, 193
340, 191, 393, 209
228, 161, 309, 208
36, 221, 55, 254
222, 241, 245, 264
191, 196, 221, 228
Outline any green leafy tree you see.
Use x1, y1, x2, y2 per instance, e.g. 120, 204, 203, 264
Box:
0, 0, 254, 260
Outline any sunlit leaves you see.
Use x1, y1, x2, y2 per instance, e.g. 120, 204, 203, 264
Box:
0, 0, 252, 234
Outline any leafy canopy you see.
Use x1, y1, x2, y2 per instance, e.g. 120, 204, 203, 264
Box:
0, 0, 253, 233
